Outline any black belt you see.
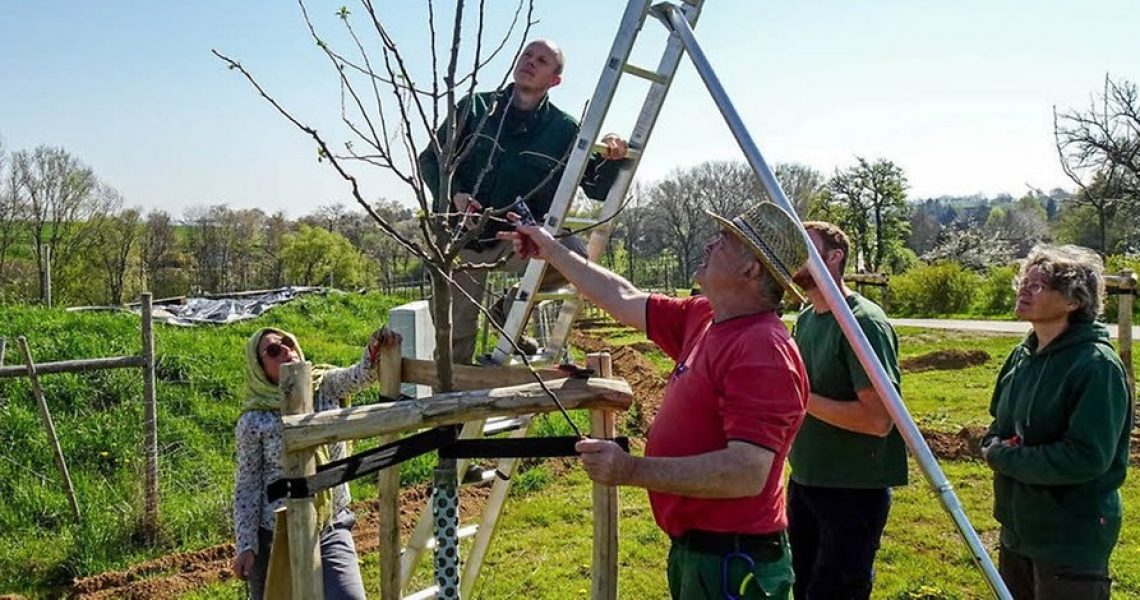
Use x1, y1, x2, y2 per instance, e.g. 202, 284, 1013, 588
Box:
672, 529, 786, 561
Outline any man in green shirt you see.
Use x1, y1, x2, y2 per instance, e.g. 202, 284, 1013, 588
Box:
787, 221, 907, 599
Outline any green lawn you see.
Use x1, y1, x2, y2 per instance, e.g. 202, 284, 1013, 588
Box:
4, 302, 1138, 598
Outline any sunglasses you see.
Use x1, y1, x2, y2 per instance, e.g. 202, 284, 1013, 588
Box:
260, 336, 297, 360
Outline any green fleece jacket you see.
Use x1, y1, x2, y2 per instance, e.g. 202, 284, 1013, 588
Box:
418, 84, 622, 245
985, 320, 1132, 570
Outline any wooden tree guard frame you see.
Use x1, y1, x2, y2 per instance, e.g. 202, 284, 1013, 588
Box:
277, 353, 631, 600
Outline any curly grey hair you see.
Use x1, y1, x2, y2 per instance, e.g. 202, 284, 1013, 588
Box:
1020, 244, 1105, 323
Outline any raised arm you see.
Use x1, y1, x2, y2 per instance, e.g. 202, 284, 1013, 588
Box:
315, 328, 403, 411
499, 222, 648, 331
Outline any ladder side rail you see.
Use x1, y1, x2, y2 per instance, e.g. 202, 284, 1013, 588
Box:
490, 0, 656, 364
542, 0, 705, 359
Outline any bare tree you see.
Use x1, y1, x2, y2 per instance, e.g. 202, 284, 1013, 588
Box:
143, 210, 189, 298
773, 162, 825, 217
0, 141, 25, 287
213, 0, 564, 389
94, 206, 143, 305
10, 145, 117, 304
1054, 74, 1140, 254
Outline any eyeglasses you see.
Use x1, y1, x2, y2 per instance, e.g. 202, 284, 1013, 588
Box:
260, 336, 297, 359
1011, 277, 1048, 295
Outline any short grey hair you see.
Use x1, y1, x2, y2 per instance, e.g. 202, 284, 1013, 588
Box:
1020, 244, 1105, 323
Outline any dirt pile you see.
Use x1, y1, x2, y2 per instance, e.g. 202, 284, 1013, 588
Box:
901, 349, 990, 373
569, 330, 667, 434
921, 426, 987, 461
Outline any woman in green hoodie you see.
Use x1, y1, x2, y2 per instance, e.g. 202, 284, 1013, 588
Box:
983, 245, 1132, 599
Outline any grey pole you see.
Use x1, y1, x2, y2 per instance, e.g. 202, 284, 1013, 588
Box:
652, 4, 1011, 598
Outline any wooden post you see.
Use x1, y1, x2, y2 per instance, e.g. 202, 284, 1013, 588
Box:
44, 245, 52, 309
376, 344, 403, 600
140, 293, 160, 539
1119, 270, 1134, 398
0, 337, 7, 367
18, 336, 80, 519
586, 352, 618, 600
281, 361, 323, 599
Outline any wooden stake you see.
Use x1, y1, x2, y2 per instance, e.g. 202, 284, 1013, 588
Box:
1118, 270, 1134, 398
587, 353, 618, 600
140, 293, 160, 539
281, 361, 323, 600
376, 344, 403, 600
18, 336, 80, 520
0, 337, 7, 367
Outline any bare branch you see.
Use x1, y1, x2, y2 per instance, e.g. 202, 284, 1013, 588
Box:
211, 49, 428, 263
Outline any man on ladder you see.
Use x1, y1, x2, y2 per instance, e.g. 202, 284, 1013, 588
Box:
418, 38, 630, 365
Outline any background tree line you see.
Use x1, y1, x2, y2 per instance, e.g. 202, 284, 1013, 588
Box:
2, 74, 1137, 310
0, 141, 422, 306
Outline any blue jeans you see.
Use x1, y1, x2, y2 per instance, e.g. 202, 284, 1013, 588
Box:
787, 481, 891, 600
247, 508, 366, 600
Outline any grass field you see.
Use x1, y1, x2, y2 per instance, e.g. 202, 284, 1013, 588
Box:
2, 298, 1138, 597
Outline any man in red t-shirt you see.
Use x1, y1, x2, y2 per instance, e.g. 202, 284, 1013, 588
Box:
500, 201, 810, 599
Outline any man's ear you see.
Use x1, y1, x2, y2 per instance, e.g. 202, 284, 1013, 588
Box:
828, 249, 845, 270
550, 73, 562, 88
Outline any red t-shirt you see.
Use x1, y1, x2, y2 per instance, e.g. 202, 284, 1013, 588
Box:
644, 294, 808, 538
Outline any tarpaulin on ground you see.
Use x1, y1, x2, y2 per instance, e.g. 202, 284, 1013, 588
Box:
69, 287, 328, 326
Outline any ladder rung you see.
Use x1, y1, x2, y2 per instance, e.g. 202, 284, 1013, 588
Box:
592, 142, 642, 160
563, 216, 599, 228
622, 63, 668, 85
423, 524, 479, 550
533, 290, 578, 302
405, 586, 438, 600
483, 416, 526, 436
462, 467, 499, 486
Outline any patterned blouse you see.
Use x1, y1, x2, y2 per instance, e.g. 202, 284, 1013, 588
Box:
233, 347, 378, 554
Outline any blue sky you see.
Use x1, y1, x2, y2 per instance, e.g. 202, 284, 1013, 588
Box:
1, 1, 1137, 217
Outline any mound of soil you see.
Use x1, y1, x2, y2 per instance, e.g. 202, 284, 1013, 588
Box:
901, 349, 990, 373
569, 331, 667, 434
921, 426, 987, 461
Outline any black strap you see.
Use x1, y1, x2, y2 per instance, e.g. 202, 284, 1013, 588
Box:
267, 430, 629, 500
267, 426, 458, 501
438, 436, 629, 459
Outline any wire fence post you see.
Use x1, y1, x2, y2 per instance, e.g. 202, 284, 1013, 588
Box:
141, 293, 160, 540
1117, 270, 1134, 399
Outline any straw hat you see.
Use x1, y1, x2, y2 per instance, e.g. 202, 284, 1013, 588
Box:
705, 201, 808, 303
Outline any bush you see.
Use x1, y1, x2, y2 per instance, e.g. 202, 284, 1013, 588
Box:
974, 264, 1018, 316
889, 262, 977, 316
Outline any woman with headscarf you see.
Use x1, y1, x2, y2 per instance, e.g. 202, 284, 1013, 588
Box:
983, 245, 1132, 599
231, 325, 402, 599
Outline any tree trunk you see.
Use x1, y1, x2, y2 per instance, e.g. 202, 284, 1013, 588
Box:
429, 267, 456, 393
1098, 207, 1109, 256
